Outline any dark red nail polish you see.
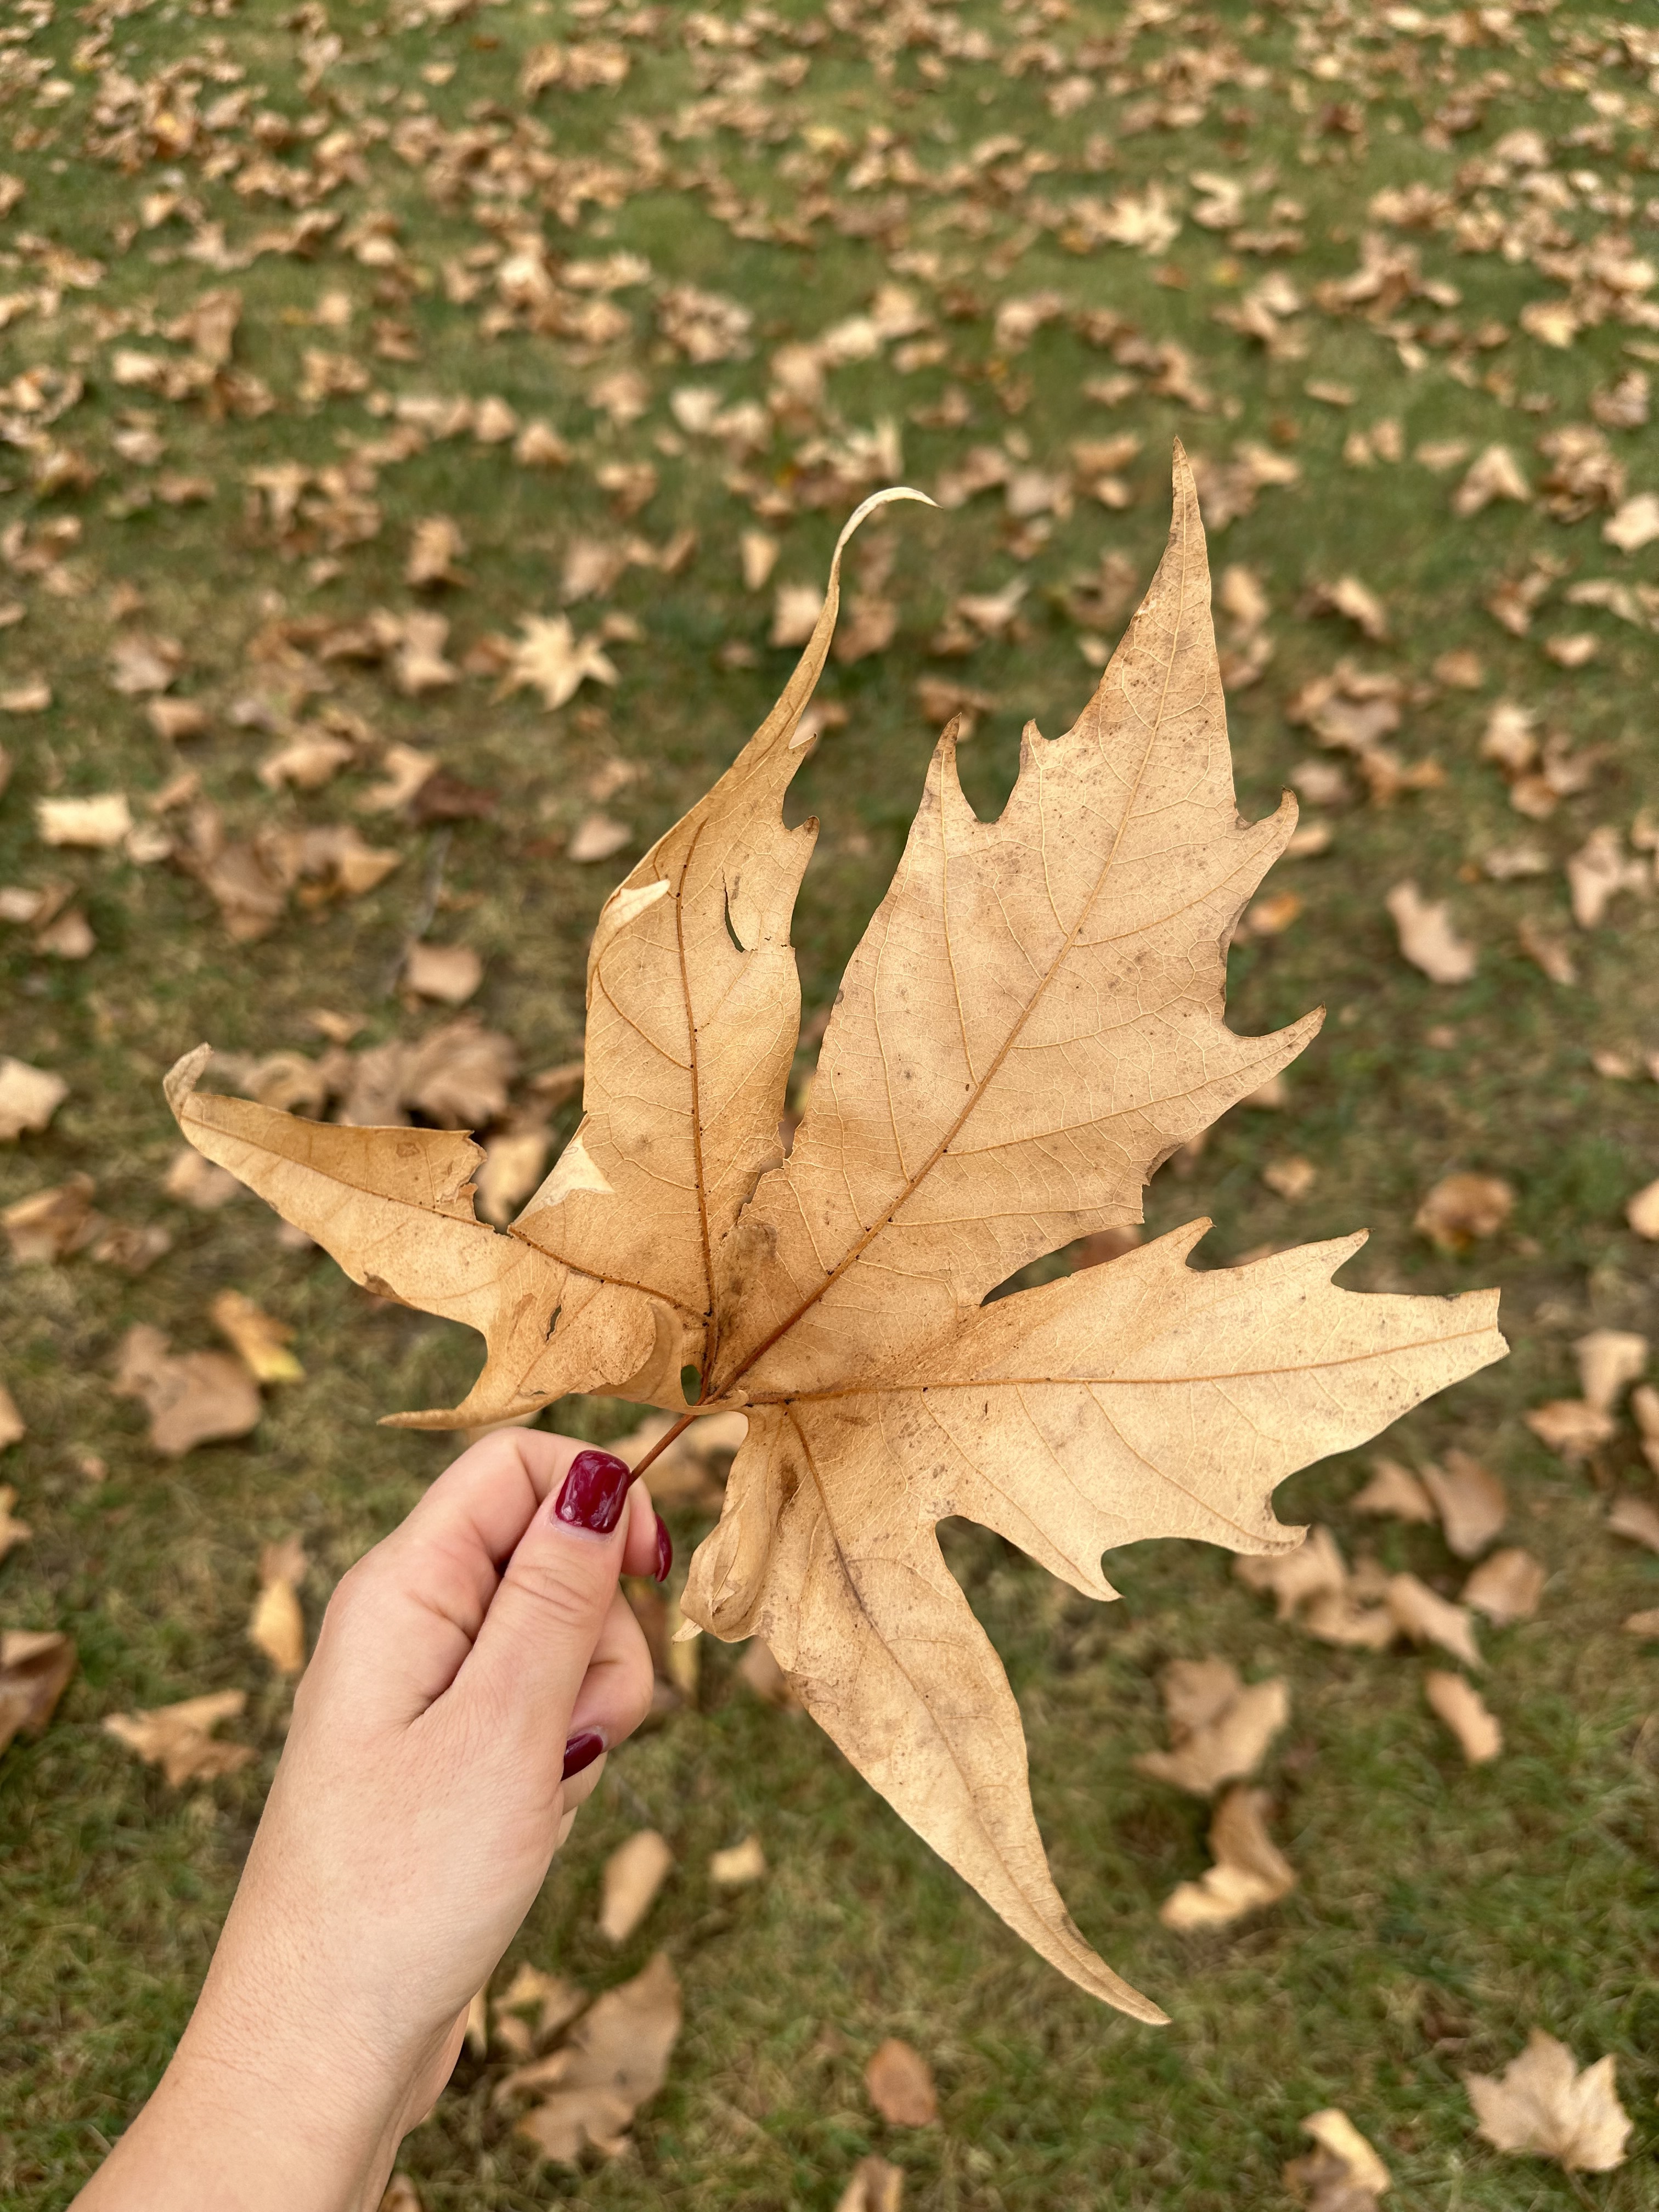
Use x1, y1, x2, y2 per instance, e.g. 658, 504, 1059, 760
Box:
553, 1448, 634, 1534
562, 1730, 605, 1780
652, 1513, 673, 1584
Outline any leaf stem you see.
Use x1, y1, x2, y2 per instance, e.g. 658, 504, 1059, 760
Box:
629, 1409, 697, 1483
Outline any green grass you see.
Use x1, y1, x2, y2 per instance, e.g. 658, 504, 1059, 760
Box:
4, 0, 1659, 2205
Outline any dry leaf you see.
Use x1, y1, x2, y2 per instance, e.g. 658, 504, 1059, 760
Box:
515, 1951, 680, 2162
1159, 1785, 1295, 1931
477, 1124, 552, 1229
405, 941, 483, 1005
1525, 1400, 1615, 1459
567, 814, 630, 865
1136, 1662, 1289, 1796
1425, 1671, 1501, 1763
1574, 1328, 1646, 1413
598, 1829, 673, 1943
1609, 1496, 1659, 1554
709, 1833, 767, 1887
1285, 2108, 1390, 2208
36, 793, 132, 848
164, 1148, 245, 1211
1465, 2030, 1631, 2174
1462, 1547, 1544, 1626
159, 460, 1504, 2018
0, 1629, 76, 1756
0, 1057, 67, 1140
1385, 884, 1476, 984
112, 1323, 261, 1455
0, 1483, 31, 1563
379, 2179, 422, 2212
407, 515, 465, 589
835, 2157, 904, 2212
0, 1381, 23, 1451
103, 1689, 255, 1787
507, 616, 618, 710
1421, 1451, 1506, 1560
496, 1963, 585, 2049
1627, 1177, 1659, 1240
1387, 1573, 1482, 1668
210, 1290, 302, 1383
249, 1537, 307, 1677
1352, 1458, 1436, 1523
1413, 1173, 1513, 1252
1623, 1608, 1659, 1638
735, 1637, 798, 1707
4, 1174, 99, 1263
865, 2038, 938, 2126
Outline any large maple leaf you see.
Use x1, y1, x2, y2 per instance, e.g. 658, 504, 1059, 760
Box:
166, 449, 1505, 2018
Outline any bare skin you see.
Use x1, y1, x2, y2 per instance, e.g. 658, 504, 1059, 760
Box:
73, 1430, 659, 2212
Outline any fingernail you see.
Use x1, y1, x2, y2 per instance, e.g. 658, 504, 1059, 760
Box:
652, 1512, 673, 1585
552, 1448, 633, 1535
561, 1730, 605, 1780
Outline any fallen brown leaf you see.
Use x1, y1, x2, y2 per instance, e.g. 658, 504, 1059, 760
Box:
211, 1290, 302, 1383
1160, 1785, 1296, 1931
112, 1323, 261, 1455
1608, 1496, 1659, 1555
161, 461, 1504, 2018
1465, 2030, 1631, 2174
103, 1689, 255, 1787
0, 1629, 76, 1755
865, 2038, 938, 2126
1386, 883, 1476, 985
1387, 1573, 1482, 1668
404, 941, 483, 1005
515, 1952, 680, 2162
1425, 1671, 1502, 1763
0, 1381, 22, 1451
1413, 1173, 1514, 1253
1136, 1660, 1289, 1796
708, 1833, 766, 1888
1573, 1328, 1646, 1413
1352, 1458, 1436, 1523
0, 1057, 67, 1141
1461, 1548, 1545, 1626
249, 1537, 308, 1677
3, 1175, 99, 1263
0, 1483, 31, 1564
1524, 1400, 1616, 1460
1285, 2107, 1390, 2209
1623, 1609, 1659, 1638
1421, 1451, 1506, 1560
834, 2157, 904, 2212
597, 1829, 673, 1944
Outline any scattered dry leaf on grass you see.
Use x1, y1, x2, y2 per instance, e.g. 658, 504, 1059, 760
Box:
506, 614, 618, 710
865, 2038, 938, 2126
494, 1962, 585, 2053
515, 1952, 680, 2162
379, 2177, 422, 2212
835, 2157, 904, 2212
1462, 1547, 1545, 1626
210, 1290, 302, 1383
36, 792, 132, 849
1385, 883, 1477, 984
1574, 1328, 1646, 1413
103, 1689, 255, 1787
1136, 1660, 1289, 1796
1465, 2030, 1631, 2174
1352, 1458, 1435, 1523
404, 940, 483, 1005
1160, 1785, 1295, 1931
1626, 1177, 1659, 1240
1421, 1451, 1506, 1559
1387, 1573, 1482, 1668
1413, 1173, 1513, 1252
112, 1323, 261, 1455
0, 1484, 31, 1563
598, 1829, 673, 1943
1235, 1527, 1395, 1649
249, 1536, 307, 1677
0, 1381, 23, 1451
1623, 1609, 1659, 1638
735, 1637, 799, 1708
708, 1833, 766, 1887
3, 1174, 99, 1263
1425, 1672, 1502, 1763
163, 460, 1505, 2019
0, 1630, 76, 1756
1284, 2108, 1390, 2208
1524, 1400, 1616, 1460
1608, 1496, 1659, 1554
0, 1058, 67, 1141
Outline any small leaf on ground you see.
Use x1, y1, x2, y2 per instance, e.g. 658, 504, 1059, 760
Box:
1136, 1661, 1289, 1797
1160, 1786, 1296, 1931
1464, 2030, 1631, 2174
515, 1953, 680, 2162
865, 2038, 938, 2126
1425, 1673, 1502, 1764
102, 1690, 255, 1787
597, 1829, 674, 1944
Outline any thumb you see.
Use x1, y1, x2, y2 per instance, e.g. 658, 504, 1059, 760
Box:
460, 1446, 646, 1746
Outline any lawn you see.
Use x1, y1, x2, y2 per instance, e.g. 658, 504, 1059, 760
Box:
2, 0, 1658, 2205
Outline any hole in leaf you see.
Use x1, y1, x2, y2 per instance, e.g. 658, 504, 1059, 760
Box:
680, 1363, 703, 1404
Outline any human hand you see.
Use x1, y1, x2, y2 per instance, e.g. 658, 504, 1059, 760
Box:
76, 1430, 664, 2212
